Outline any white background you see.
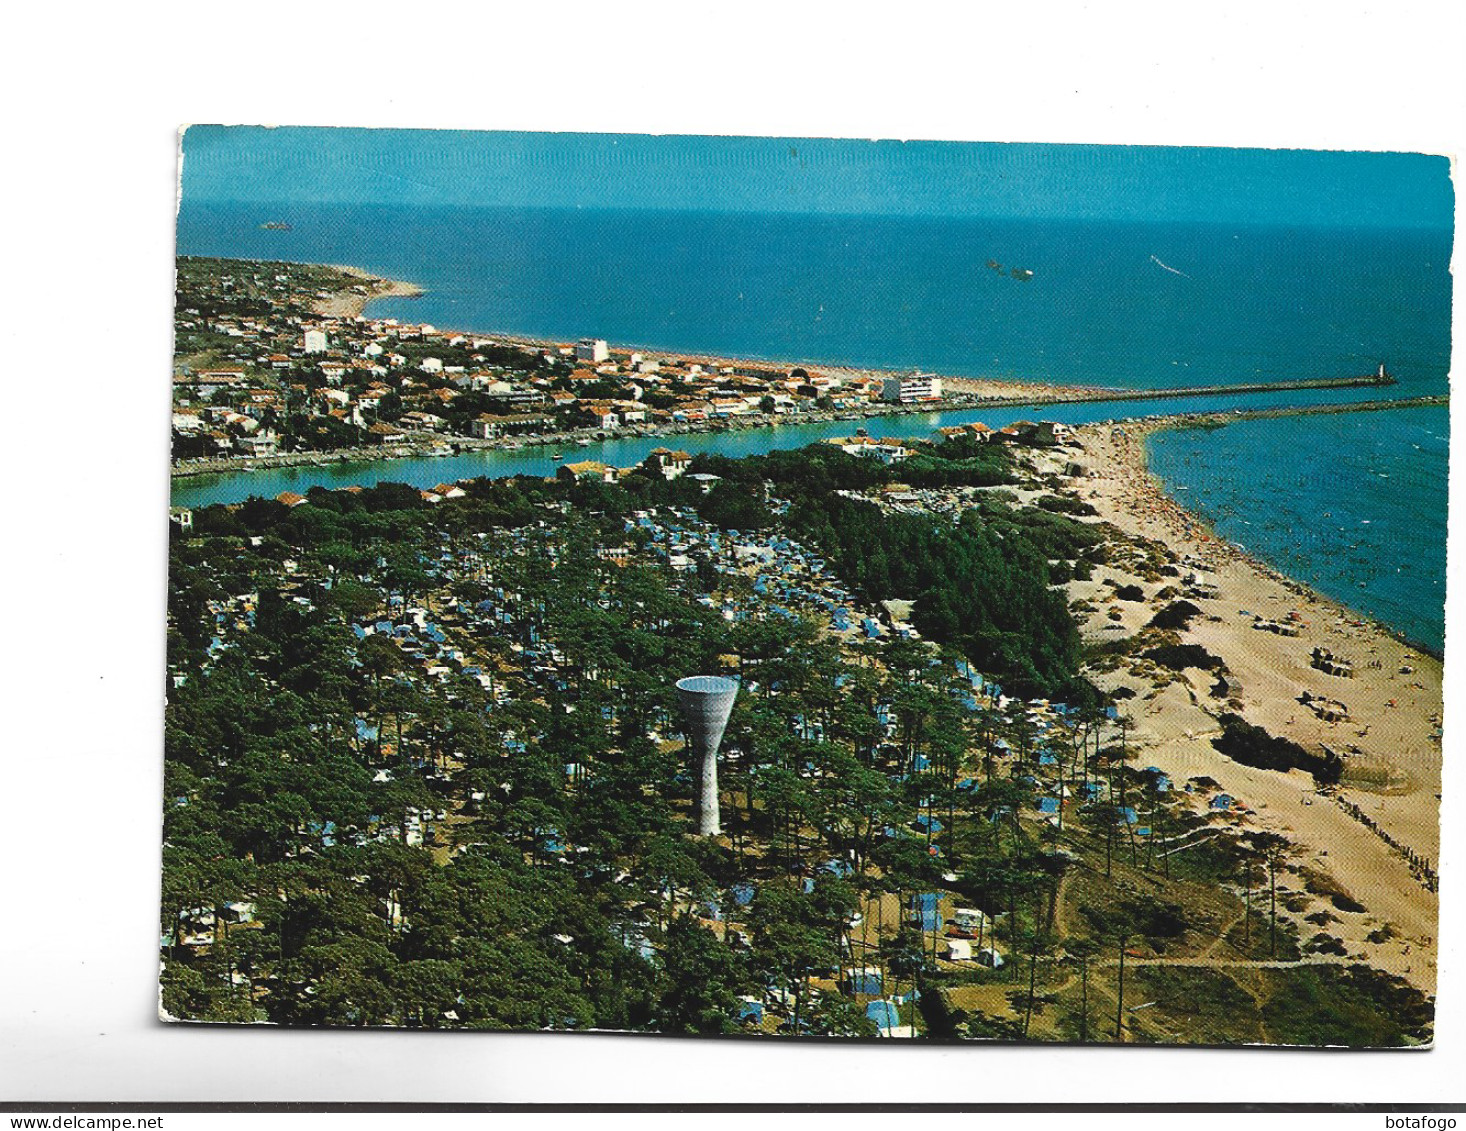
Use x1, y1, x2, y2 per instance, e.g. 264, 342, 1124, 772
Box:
3, 0, 1462, 1106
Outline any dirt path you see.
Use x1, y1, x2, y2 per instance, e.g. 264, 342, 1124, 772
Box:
1200, 906, 1247, 959
1094, 954, 1367, 969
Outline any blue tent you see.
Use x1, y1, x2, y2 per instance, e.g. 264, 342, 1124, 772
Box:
306, 819, 337, 848
1144, 767, 1172, 792
912, 892, 943, 931
738, 998, 764, 1025
866, 1000, 902, 1032
846, 969, 883, 995
1038, 797, 1061, 816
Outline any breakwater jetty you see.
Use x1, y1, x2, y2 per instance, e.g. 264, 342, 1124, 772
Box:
1149, 393, 1447, 429
962, 368, 1397, 411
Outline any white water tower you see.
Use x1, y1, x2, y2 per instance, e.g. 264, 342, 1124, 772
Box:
675, 675, 739, 836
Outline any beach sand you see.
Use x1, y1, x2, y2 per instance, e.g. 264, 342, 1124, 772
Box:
311, 266, 424, 318
1048, 420, 1442, 993
940, 374, 1116, 402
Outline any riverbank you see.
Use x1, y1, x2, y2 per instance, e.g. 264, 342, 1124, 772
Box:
171, 381, 1421, 482
170, 397, 988, 479
1040, 414, 1442, 994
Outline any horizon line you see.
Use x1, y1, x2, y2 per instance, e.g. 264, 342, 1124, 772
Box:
177, 198, 1456, 231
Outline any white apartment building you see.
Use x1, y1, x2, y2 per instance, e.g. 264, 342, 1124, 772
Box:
880, 373, 943, 403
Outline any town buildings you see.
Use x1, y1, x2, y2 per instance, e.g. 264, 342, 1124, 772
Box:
575, 338, 610, 363
171, 258, 989, 466
880, 373, 943, 403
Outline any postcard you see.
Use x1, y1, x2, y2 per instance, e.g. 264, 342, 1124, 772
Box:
163, 126, 1448, 1045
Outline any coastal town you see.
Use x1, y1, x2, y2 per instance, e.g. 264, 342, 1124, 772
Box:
164, 265, 1442, 1042
172, 257, 1400, 479
172, 257, 991, 471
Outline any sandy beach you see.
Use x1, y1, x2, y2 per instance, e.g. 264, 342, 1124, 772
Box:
310, 266, 424, 318
1043, 417, 1442, 992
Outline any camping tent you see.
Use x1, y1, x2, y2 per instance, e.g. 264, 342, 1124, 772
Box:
911, 892, 944, 932
843, 966, 884, 996
737, 996, 764, 1025
866, 1000, 901, 1034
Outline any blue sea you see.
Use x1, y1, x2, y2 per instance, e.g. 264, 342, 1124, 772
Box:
173, 201, 1452, 651
1148, 408, 1448, 652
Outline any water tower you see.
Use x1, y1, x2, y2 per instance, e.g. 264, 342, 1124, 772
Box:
675, 675, 739, 836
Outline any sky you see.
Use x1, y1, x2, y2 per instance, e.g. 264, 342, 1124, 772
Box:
180, 125, 1454, 228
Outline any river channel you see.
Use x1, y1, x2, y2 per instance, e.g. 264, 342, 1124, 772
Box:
172, 382, 1423, 510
